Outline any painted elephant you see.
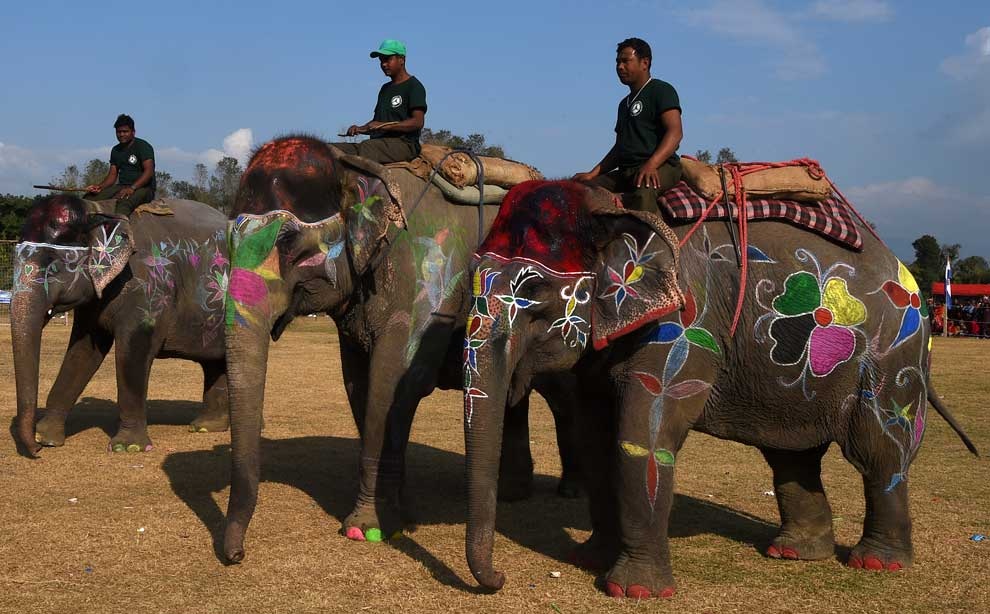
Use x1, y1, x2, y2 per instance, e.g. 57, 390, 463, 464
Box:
12, 194, 230, 455
222, 136, 580, 562
462, 180, 977, 598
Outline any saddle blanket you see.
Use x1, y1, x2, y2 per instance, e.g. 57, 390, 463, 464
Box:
658, 181, 863, 250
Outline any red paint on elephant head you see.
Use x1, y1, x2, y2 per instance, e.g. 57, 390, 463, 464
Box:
478, 181, 595, 274
20, 194, 91, 245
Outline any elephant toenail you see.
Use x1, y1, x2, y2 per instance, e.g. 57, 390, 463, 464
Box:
126, 444, 141, 453
886, 562, 902, 571
344, 527, 366, 541
659, 587, 676, 599
112, 443, 125, 453
864, 556, 884, 570
781, 547, 799, 560
144, 444, 154, 452
625, 584, 652, 599
767, 545, 781, 558
365, 528, 383, 542
848, 555, 863, 569
390, 531, 403, 540
605, 581, 625, 598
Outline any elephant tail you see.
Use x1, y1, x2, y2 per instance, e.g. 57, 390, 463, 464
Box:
927, 380, 979, 456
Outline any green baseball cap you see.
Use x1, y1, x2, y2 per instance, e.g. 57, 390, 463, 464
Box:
370, 39, 406, 58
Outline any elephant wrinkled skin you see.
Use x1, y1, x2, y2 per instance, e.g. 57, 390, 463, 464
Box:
11, 195, 230, 455
461, 180, 977, 598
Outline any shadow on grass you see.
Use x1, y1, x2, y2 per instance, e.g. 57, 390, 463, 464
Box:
8, 397, 205, 457
162, 435, 778, 591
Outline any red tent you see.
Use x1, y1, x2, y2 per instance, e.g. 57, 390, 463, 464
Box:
930, 282, 990, 298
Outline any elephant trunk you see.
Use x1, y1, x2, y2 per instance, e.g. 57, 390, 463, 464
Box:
222, 318, 271, 563
464, 344, 512, 591
10, 284, 51, 456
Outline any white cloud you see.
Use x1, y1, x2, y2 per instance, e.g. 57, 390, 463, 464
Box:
810, 0, 892, 23
846, 177, 990, 259
679, 0, 825, 80
940, 26, 990, 80
0, 128, 255, 194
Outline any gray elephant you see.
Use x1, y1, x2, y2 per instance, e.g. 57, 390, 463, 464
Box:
11, 194, 230, 455
461, 180, 977, 598
221, 136, 580, 561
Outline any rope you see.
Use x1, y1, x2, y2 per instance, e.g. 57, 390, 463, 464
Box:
676, 158, 883, 338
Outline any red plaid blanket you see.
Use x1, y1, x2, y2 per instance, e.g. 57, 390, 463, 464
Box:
658, 181, 863, 250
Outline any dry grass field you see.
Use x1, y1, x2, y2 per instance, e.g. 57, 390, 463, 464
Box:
1, 319, 987, 614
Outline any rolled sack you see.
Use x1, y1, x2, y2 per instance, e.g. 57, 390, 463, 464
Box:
419, 143, 544, 189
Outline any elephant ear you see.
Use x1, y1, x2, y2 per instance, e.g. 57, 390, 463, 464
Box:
332, 150, 407, 274
85, 215, 134, 299
589, 198, 684, 350
279, 214, 348, 287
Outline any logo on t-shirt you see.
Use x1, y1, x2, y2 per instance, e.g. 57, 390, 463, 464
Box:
630, 100, 644, 117
390, 95, 403, 108
128, 154, 138, 165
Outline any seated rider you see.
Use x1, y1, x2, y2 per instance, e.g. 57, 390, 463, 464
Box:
332, 39, 427, 164
572, 37, 683, 213
84, 114, 156, 216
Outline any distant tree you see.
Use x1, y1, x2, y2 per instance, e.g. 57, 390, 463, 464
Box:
82, 159, 110, 187
155, 171, 174, 198
421, 128, 505, 158
909, 234, 947, 297
51, 164, 82, 190
1, 193, 38, 240
716, 147, 738, 164
208, 157, 243, 215
194, 163, 209, 193
691, 148, 738, 164
955, 256, 990, 284
170, 180, 200, 202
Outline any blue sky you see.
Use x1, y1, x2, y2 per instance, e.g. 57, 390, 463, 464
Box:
1, 0, 987, 261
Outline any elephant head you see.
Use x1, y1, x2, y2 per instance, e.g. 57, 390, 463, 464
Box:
222, 136, 405, 562
461, 181, 682, 589
11, 194, 133, 456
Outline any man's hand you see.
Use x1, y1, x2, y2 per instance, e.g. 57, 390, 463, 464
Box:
84, 184, 101, 194
118, 186, 135, 199
345, 124, 364, 137
635, 162, 661, 189
571, 171, 598, 183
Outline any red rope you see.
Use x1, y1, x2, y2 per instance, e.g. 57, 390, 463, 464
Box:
675, 158, 882, 338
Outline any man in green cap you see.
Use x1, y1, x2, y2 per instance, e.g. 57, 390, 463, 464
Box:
84, 113, 156, 216
332, 39, 428, 164
572, 37, 683, 213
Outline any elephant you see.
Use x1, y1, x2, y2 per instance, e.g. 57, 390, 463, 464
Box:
11, 194, 230, 456
221, 135, 581, 562
461, 180, 978, 598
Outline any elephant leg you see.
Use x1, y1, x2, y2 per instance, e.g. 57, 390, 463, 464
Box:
190, 360, 229, 432
338, 335, 370, 437
568, 384, 620, 573
538, 375, 585, 498
497, 393, 534, 502
760, 444, 836, 561
37, 316, 113, 447
342, 335, 429, 542
109, 330, 159, 452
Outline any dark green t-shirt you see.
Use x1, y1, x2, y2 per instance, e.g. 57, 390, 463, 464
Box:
372, 76, 427, 145
110, 137, 155, 189
613, 79, 681, 170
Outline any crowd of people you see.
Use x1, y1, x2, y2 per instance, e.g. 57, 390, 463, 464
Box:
930, 296, 990, 337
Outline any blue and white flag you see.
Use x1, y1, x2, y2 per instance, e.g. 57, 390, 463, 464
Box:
945, 258, 953, 311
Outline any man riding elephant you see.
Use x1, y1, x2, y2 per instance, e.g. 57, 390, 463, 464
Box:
332, 39, 427, 164
84, 114, 156, 216
572, 37, 683, 213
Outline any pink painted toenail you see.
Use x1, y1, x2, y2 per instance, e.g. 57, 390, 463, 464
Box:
767, 545, 781, 558
145, 444, 153, 452
605, 581, 625, 598
345, 527, 365, 541
848, 555, 863, 569
626, 584, 652, 599
886, 561, 902, 571
659, 587, 676, 599
864, 556, 884, 570
781, 547, 799, 560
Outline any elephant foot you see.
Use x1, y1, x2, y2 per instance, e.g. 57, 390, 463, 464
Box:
846, 540, 911, 571
766, 530, 835, 561
34, 413, 67, 447
568, 533, 619, 573
556, 471, 585, 499
605, 554, 676, 600
109, 428, 153, 453
189, 411, 230, 433
341, 501, 403, 543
